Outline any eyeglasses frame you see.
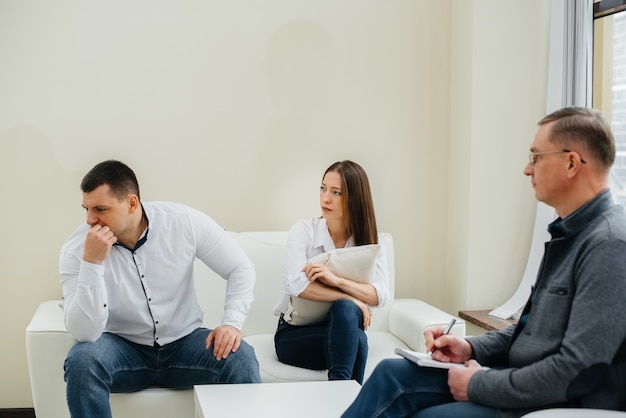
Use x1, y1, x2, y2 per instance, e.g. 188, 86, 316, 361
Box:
528, 149, 587, 166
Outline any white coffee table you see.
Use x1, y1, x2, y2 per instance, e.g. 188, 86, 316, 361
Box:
194, 380, 361, 418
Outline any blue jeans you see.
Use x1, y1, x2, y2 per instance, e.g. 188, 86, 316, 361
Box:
64, 328, 260, 418
341, 358, 497, 418
274, 299, 368, 384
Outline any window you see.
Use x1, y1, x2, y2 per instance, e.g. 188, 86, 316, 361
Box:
594, 1, 626, 205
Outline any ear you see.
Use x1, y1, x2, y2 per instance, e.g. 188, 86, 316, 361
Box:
127, 194, 140, 214
566, 153, 583, 178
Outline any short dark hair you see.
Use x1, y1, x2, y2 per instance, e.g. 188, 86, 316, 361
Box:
81, 160, 141, 200
324, 160, 378, 246
539, 107, 615, 170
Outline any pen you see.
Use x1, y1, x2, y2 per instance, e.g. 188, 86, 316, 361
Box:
431, 317, 456, 353
442, 317, 456, 335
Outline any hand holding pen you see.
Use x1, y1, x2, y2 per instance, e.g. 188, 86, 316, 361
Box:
430, 317, 456, 353
426, 317, 473, 364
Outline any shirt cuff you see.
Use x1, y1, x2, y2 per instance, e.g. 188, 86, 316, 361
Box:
79, 259, 106, 287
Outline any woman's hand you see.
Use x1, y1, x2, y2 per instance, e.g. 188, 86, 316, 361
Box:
350, 298, 371, 330
301, 263, 375, 329
302, 263, 343, 287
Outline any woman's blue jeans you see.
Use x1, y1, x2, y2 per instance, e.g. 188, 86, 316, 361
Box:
274, 299, 368, 384
64, 327, 260, 418
341, 358, 497, 418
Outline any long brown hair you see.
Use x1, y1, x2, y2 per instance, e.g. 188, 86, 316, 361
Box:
324, 160, 378, 246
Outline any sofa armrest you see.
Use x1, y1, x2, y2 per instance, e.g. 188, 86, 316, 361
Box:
26, 300, 75, 418
388, 298, 465, 352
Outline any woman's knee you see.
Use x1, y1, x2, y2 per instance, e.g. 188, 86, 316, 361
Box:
330, 299, 361, 320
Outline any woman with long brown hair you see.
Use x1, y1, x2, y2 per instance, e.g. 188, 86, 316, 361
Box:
273, 160, 389, 383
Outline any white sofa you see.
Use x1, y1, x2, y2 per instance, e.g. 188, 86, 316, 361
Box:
26, 231, 464, 418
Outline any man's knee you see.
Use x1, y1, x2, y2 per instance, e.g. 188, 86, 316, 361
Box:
64, 334, 124, 380
64, 340, 104, 381
223, 340, 261, 383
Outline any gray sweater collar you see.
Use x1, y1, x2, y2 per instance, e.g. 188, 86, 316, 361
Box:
548, 189, 614, 239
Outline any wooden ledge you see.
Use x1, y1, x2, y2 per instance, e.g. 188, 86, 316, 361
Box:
458, 309, 517, 331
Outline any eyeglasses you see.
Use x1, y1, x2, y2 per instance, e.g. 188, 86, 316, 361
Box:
528, 149, 587, 166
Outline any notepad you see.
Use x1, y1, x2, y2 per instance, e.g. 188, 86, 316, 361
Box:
394, 348, 490, 370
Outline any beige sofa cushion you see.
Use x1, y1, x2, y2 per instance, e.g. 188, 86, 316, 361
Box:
285, 244, 380, 326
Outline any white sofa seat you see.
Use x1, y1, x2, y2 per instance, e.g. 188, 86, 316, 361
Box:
26, 231, 464, 418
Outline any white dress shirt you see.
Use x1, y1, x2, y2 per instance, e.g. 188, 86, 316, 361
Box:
273, 217, 389, 315
60, 201, 255, 346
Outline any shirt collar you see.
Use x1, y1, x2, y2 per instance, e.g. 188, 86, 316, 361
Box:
114, 203, 150, 252
312, 217, 354, 251
548, 189, 614, 239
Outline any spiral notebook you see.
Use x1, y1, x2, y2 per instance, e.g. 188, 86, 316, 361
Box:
394, 348, 490, 370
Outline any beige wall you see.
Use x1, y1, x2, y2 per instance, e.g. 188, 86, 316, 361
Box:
447, 2, 551, 311
0, 0, 551, 408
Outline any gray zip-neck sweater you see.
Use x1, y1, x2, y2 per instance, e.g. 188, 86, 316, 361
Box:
467, 190, 626, 417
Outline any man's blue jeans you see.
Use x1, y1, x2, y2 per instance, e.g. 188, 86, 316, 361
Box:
341, 358, 497, 418
274, 299, 368, 383
64, 327, 260, 418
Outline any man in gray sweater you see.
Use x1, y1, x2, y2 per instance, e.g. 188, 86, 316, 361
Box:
342, 107, 626, 418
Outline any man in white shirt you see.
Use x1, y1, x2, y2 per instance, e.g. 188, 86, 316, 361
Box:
60, 160, 260, 417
